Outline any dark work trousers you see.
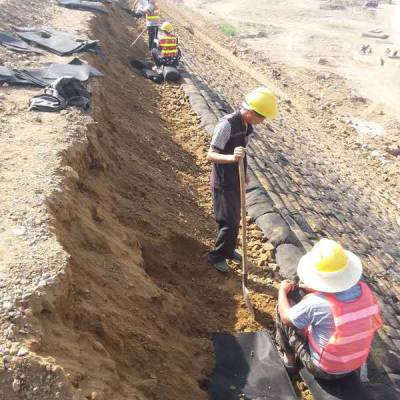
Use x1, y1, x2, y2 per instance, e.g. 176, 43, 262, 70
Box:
275, 290, 353, 380
147, 26, 158, 50
151, 48, 179, 67
208, 187, 241, 263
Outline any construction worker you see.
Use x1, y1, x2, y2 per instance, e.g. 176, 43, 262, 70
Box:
207, 87, 278, 273
140, 0, 160, 49
275, 239, 382, 379
152, 21, 180, 67
131, 0, 148, 18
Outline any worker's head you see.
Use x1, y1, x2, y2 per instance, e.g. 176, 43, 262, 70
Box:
297, 239, 363, 293
242, 87, 277, 125
161, 21, 173, 33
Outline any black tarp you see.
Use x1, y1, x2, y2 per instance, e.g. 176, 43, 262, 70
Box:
0, 31, 44, 54
0, 60, 102, 87
57, 0, 108, 14
0, 66, 14, 83
162, 66, 181, 83
208, 332, 297, 400
14, 27, 100, 56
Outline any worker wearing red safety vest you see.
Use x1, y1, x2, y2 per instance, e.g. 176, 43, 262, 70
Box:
143, 0, 160, 49
276, 239, 382, 379
152, 21, 180, 67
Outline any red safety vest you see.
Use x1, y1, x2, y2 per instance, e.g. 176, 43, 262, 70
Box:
308, 282, 382, 374
159, 33, 178, 58
146, 0, 159, 23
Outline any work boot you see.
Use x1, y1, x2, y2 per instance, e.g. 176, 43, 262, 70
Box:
227, 250, 242, 264
209, 259, 230, 273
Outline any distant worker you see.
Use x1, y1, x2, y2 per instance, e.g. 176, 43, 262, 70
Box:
360, 44, 371, 55
152, 21, 180, 67
364, 0, 379, 8
207, 87, 278, 272
275, 239, 383, 378
137, 0, 160, 49
380, 57, 385, 67
131, 0, 147, 18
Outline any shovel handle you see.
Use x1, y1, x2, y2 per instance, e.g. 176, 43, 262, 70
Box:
239, 158, 255, 318
130, 27, 147, 48
238, 158, 248, 276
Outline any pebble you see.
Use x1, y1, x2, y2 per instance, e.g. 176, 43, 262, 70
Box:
17, 347, 29, 357
13, 226, 27, 236
12, 378, 21, 392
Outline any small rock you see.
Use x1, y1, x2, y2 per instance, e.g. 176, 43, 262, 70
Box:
12, 379, 21, 392
17, 347, 29, 357
13, 226, 26, 236
318, 57, 329, 65
371, 150, 380, 157
386, 145, 400, 157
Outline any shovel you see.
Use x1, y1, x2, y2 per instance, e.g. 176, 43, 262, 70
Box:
239, 158, 255, 319
130, 27, 147, 48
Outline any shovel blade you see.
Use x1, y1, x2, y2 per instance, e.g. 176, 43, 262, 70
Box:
243, 281, 255, 319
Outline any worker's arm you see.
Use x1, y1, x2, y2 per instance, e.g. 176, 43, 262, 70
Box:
278, 279, 296, 325
207, 146, 245, 164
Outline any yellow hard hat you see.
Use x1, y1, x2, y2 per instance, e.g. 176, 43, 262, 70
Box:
243, 87, 278, 119
161, 21, 173, 33
311, 239, 348, 273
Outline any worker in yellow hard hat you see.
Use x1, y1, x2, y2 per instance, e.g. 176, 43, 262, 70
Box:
275, 239, 382, 378
152, 21, 180, 68
207, 87, 278, 273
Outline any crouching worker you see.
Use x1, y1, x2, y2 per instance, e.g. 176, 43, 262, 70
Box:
151, 22, 181, 67
207, 87, 278, 273
276, 239, 382, 379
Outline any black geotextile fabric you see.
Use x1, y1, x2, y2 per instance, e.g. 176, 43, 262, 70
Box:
0, 59, 103, 87
0, 31, 44, 54
14, 27, 100, 56
129, 59, 162, 83
0, 66, 14, 82
208, 332, 297, 400
129, 59, 181, 84
29, 77, 91, 112
163, 66, 181, 83
299, 367, 374, 400
57, 0, 108, 14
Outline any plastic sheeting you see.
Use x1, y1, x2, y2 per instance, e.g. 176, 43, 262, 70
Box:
57, 0, 108, 14
162, 66, 181, 83
208, 332, 297, 400
0, 31, 44, 54
14, 27, 100, 56
0, 66, 14, 83
0, 60, 103, 87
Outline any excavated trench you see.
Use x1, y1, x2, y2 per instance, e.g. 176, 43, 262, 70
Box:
10, 5, 266, 400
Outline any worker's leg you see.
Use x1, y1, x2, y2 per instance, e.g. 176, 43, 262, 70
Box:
208, 188, 240, 263
275, 301, 352, 380
151, 48, 162, 66
147, 26, 157, 50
